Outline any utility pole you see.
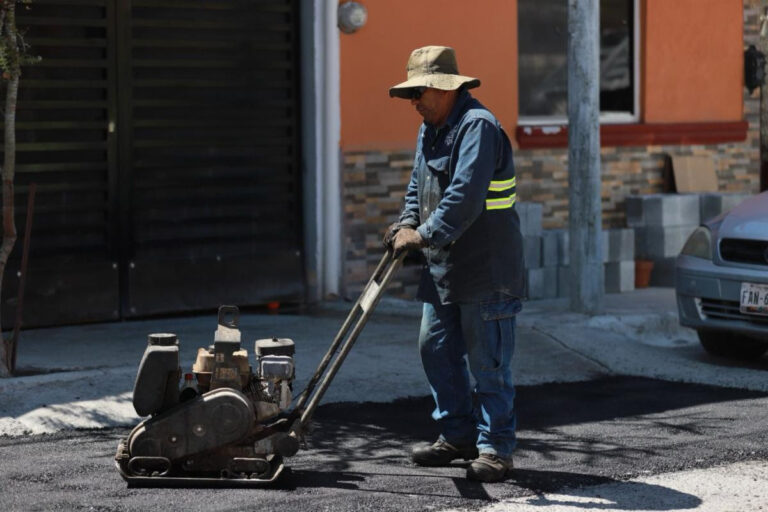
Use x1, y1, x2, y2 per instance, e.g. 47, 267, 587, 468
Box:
567, 0, 604, 314
760, 2, 768, 192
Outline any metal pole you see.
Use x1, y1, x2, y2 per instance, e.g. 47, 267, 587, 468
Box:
567, 0, 604, 314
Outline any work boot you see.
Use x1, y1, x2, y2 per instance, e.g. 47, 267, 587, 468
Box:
411, 439, 479, 467
466, 453, 514, 482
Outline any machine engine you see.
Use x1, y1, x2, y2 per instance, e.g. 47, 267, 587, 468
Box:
115, 306, 299, 483
115, 249, 404, 487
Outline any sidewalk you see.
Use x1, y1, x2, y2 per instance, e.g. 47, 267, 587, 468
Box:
2, 287, 765, 437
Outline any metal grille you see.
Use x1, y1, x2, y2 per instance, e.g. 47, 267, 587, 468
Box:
2, 0, 120, 326
1, 0, 304, 326
120, 0, 304, 317
700, 298, 768, 325
720, 238, 768, 266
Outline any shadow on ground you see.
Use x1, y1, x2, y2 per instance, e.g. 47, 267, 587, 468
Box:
285, 376, 767, 498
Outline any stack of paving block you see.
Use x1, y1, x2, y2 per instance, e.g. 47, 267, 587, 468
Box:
548, 228, 635, 297
520, 192, 751, 296
518, 203, 555, 300
601, 228, 636, 293
626, 194, 700, 287
518, 202, 635, 299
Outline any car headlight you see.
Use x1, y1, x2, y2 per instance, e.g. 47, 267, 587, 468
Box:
680, 226, 712, 260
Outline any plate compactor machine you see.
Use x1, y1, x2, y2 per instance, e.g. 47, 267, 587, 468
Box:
115, 251, 403, 486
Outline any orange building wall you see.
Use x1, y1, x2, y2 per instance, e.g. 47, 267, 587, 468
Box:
339, 0, 518, 151
339, 0, 744, 151
642, 0, 743, 123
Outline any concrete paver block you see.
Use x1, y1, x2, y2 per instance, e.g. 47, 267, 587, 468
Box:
635, 225, 697, 260
541, 266, 558, 299
524, 235, 542, 269
527, 267, 543, 300
626, 194, 700, 227
625, 196, 645, 228
699, 192, 751, 223
603, 229, 635, 263
557, 230, 570, 266
517, 202, 543, 237
604, 261, 636, 293
541, 230, 560, 267
527, 267, 557, 300
557, 265, 570, 298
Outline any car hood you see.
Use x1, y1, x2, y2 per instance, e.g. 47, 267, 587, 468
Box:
715, 191, 768, 241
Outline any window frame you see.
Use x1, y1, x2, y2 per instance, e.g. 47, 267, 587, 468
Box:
517, 0, 641, 126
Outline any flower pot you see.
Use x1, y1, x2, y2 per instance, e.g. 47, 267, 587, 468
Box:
635, 259, 654, 289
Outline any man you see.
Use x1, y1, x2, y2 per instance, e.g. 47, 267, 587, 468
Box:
384, 46, 526, 482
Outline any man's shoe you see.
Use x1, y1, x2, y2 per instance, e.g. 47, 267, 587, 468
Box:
411, 439, 479, 467
466, 453, 514, 482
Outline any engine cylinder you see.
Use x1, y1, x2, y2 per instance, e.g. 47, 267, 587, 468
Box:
255, 337, 295, 357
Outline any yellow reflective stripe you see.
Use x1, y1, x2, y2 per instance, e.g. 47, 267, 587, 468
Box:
486, 193, 516, 210
488, 177, 516, 192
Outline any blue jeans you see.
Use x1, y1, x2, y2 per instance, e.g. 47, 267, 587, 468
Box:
418, 296, 520, 458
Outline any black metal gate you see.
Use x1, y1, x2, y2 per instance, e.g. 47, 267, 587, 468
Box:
2, 0, 304, 327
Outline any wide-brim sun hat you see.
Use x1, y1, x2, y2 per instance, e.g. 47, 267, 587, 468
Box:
389, 45, 480, 99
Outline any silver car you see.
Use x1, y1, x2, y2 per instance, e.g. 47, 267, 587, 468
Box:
676, 191, 768, 359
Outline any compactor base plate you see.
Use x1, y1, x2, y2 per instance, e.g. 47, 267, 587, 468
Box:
115, 441, 285, 488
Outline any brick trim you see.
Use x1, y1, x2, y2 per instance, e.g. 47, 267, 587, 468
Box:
515, 121, 749, 149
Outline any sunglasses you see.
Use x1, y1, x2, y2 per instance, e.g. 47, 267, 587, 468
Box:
409, 87, 427, 100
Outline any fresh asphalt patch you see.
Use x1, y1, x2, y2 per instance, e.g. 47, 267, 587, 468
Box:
2, 377, 768, 512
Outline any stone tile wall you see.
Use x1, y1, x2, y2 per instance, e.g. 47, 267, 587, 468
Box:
515, 137, 759, 231
342, 151, 422, 298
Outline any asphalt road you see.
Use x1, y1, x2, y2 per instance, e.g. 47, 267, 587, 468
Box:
2, 377, 768, 512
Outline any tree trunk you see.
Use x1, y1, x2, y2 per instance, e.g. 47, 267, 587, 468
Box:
0, 0, 20, 376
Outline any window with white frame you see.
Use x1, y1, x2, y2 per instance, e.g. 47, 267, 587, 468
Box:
518, 0, 638, 124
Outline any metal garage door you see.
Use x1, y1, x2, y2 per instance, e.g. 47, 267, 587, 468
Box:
2, 0, 304, 327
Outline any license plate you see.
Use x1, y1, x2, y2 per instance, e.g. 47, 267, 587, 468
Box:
740, 282, 768, 316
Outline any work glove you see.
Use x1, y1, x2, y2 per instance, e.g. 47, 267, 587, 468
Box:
383, 222, 402, 249
392, 228, 427, 257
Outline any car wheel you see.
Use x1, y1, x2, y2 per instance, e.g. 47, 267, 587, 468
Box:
697, 330, 768, 360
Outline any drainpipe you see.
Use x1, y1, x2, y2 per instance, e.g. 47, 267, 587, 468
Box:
313, 0, 342, 299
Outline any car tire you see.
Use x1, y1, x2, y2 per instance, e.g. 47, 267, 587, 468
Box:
697, 330, 768, 360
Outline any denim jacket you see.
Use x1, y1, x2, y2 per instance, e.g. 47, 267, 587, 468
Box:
398, 91, 526, 304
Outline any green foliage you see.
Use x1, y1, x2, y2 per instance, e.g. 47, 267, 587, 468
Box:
0, 0, 39, 80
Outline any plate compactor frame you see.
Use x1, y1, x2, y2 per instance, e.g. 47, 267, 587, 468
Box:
115, 250, 404, 487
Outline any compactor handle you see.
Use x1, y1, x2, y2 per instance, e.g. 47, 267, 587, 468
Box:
292, 249, 405, 432
218, 305, 240, 329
